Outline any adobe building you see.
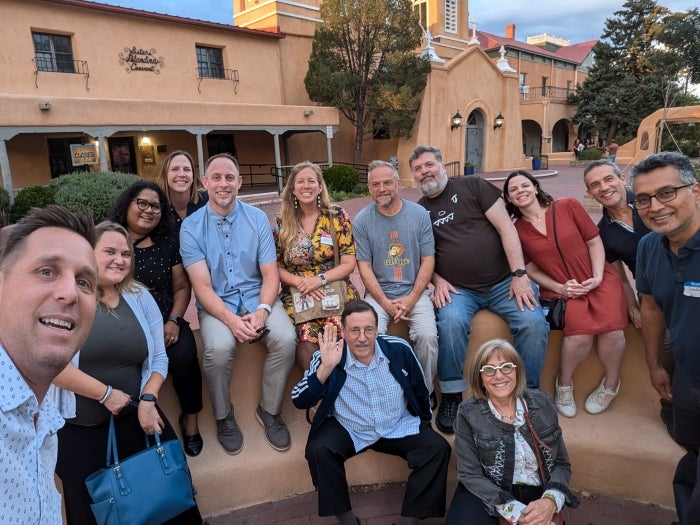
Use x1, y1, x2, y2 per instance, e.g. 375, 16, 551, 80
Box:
1, 0, 593, 196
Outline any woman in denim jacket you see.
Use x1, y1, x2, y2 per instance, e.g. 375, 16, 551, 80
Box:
446, 339, 578, 524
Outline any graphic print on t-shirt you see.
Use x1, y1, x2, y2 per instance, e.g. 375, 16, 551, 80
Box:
385, 230, 410, 281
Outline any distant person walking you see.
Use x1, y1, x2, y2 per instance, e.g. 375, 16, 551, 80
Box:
606, 139, 619, 164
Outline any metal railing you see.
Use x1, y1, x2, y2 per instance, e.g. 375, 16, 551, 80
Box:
444, 161, 462, 178
236, 162, 369, 194
520, 85, 573, 102
33, 58, 90, 90
197, 67, 240, 93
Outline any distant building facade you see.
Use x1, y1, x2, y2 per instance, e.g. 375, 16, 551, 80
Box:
0, 0, 594, 196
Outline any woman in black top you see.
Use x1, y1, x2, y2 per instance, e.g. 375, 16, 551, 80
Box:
109, 180, 204, 456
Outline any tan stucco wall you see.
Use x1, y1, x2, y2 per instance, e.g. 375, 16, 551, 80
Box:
396, 46, 525, 183
4, 0, 285, 104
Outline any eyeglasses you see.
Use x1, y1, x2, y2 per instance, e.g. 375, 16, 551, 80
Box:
133, 198, 162, 214
346, 327, 377, 338
479, 362, 517, 376
632, 183, 694, 210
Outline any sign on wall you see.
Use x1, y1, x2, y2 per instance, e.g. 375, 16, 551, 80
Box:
70, 144, 98, 166
119, 47, 165, 74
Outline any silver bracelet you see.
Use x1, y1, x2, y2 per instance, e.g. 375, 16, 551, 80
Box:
98, 385, 113, 405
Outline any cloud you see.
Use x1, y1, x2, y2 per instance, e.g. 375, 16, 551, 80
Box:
86, 0, 698, 43
470, 0, 697, 43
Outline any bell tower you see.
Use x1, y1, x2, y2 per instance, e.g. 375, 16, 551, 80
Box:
233, 0, 321, 37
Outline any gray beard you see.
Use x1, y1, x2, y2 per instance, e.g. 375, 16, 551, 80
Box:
420, 172, 448, 197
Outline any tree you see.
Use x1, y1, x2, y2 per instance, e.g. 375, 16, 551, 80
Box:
572, 0, 682, 142
304, 0, 430, 165
659, 8, 700, 91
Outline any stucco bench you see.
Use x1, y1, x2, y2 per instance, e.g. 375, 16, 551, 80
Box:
155, 310, 681, 519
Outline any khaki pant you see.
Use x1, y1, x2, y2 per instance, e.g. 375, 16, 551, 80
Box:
198, 298, 296, 420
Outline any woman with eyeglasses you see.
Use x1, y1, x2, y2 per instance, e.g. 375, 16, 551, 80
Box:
108, 181, 204, 456
445, 339, 578, 525
53, 222, 203, 524
156, 149, 208, 228
503, 171, 627, 418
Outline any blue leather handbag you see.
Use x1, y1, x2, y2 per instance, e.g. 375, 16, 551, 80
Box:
85, 416, 196, 525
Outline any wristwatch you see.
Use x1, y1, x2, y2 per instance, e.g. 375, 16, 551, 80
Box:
319, 273, 328, 285
511, 268, 527, 277
167, 315, 182, 325
139, 393, 157, 403
257, 303, 272, 314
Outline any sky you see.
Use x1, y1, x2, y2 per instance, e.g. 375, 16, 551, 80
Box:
87, 0, 697, 44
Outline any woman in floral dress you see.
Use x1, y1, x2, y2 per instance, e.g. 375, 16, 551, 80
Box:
273, 161, 357, 369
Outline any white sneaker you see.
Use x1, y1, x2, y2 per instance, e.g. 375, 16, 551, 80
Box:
585, 377, 620, 414
555, 376, 576, 418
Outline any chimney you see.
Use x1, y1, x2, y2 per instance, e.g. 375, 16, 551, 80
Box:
506, 24, 515, 40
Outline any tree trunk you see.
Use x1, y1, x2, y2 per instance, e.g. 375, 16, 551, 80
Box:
353, 124, 363, 166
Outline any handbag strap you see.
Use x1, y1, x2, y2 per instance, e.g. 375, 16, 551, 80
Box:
328, 210, 340, 268
550, 201, 571, 279
520, 397, 552, 485
105, 414, 163, 467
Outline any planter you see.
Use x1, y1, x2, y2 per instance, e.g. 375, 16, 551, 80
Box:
532, 158, 542, 170
464, 165, 475, 175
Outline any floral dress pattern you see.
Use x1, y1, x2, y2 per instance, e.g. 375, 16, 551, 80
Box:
273, 206, 357, 343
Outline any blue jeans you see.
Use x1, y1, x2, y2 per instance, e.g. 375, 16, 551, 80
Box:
436, 277, 549, 393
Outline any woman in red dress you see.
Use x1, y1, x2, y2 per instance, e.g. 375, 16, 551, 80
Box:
503, 171, 627, 418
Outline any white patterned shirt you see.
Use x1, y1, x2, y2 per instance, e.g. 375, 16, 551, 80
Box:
489, 398, 565, 524
0, 345, 64, 524
334, 343, 420, 452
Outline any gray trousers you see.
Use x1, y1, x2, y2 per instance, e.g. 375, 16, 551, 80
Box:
364, 290, 438, 394
198, 298, 296, 420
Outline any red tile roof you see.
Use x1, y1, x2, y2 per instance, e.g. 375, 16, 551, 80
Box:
476, 30, 596, 65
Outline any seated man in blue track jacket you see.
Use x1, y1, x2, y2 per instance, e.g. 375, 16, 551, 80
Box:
291, 300, 450, 525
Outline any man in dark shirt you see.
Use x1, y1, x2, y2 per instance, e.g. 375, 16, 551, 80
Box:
632, 151, 700, 525
584, 159, 673, 431
409, 145, 548, 433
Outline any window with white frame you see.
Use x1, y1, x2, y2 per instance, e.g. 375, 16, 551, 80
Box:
32, 32, 74, 73
196, 46, 224, 79
444, 0, 458, 33
412, 0, 427, 29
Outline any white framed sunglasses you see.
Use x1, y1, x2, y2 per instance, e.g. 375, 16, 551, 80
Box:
479, 362, 517, 376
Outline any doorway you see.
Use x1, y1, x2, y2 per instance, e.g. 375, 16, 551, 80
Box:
108, 137, 137, 174
47, 137, 88, 178
465, 110, 485, 171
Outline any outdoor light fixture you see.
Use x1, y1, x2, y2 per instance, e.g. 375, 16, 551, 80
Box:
303, 109, 315, 117
494, 112, 505, 129
451, 111, 463, 130
141, 136, 151, 145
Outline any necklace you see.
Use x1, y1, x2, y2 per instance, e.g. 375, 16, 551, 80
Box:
500, 412, 515, 422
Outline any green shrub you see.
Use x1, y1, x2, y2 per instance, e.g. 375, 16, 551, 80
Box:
579, 148, 604, 161
0, 186, 10, 227
10, 185, 55, 223
49, 171, 140, 223
323, 164, 359, 193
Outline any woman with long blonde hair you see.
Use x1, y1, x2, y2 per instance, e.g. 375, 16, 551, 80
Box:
273, 161, 357, 368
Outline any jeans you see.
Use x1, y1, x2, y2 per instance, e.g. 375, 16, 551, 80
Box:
364, 290, 438, 394
436, 277, 549, 393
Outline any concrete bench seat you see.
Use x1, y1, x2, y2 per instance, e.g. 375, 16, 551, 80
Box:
156, 310, 681, 519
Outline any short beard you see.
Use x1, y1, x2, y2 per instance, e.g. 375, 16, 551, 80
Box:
419, 170, 448, 197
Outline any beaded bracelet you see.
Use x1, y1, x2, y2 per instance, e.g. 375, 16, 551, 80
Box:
98, 385, 113, 405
